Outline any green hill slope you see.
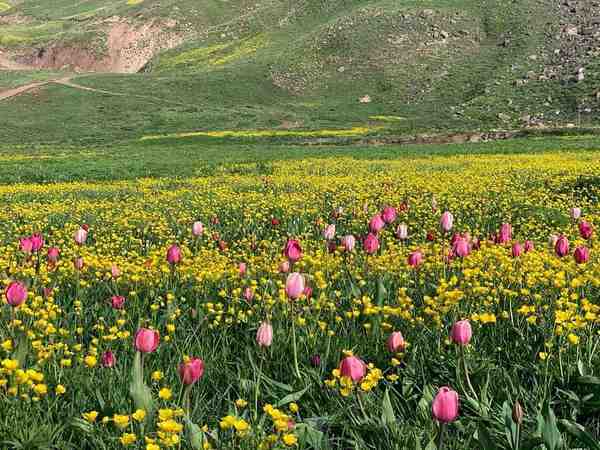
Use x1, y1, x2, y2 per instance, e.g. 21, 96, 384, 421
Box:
0, 0, 598, 144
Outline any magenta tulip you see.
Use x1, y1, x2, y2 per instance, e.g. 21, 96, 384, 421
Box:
179, 358, 205, 385
74, 227, 88, 245
574, 246, 590, 264
497, 223, 512, 244
101, 350, 116, 368
432, 386, 459, 423
30, 233, 44, 252
134, 328, 159, 353
450, 320, 472, 346
5, 281, 27, 307
579, 221, 593, 240
256, 321, 273, 347
19, 237, 33, 254
381, 206, 397, 224
285, 272, 305, 299
555, 235, 569, 257
524, 240, 534, 253
47, 246, 60, 263
339, 356, 366, 382
369, 214, 385, 233
511, 242, 523, 258
440, 211, 453, 232
363, 233, 379, 254
452, 238, 470, 258
166, 244, 182, 265
387, 331, 405, 353
283, 239, 302, 263
111, 295, 126, 309
407, 250, 424, 268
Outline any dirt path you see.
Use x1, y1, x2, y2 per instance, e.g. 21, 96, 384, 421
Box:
0, 80, 51, 100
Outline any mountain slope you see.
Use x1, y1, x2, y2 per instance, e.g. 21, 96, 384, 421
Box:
0, 0, 598, 145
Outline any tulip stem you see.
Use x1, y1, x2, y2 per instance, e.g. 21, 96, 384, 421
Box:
254, 352, 263, 420
436, 423, 446, 449
291, 317, 301, 379
460, 347, 478, 402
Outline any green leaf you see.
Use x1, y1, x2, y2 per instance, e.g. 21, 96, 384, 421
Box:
296, 423, 325, 449
381, 389, 396, 427
275, 386, 309, 407
558, 419, 600, 450
576, 375, 600, 385
129, 352, 154, 419
184, 417, 205, 449
476, 421, 499, 450
540, 404, 562, 450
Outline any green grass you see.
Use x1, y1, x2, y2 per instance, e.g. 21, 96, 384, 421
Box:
1, 135, 600, 184
0, 69, 61, 90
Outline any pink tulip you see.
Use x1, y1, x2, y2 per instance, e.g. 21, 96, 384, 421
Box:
579, 221, 593, 240
381, 206, 397, 224
571, 207, 582, 220
111, 264, 121, 278
363, 233, 379, 254
256, 321, 273, 347
283, 239, 302, 263
134, 328, 159, 353
192, 221, 204, 237
19, 237, 33, 254
303, 285, 313, 299
497, 223, 512, 244
323, 224, 336, 240
396, 223, 408, 240
243, 287, 254, 301
341, 234, 356, 252
74, 227, 88, 245
387, 331, 405, 353
238, 262, 247, 276
524, 240, 534, 253
369, 214, 385, 233
5, 281, 27, 307
285, 272, 305, 299
440, 211, 453, 232
407, 250, 423, 268
432, 386, 459, 423
555, 235, 569, 257
47, 247, 60, 262
178, 358, 205, 385
73, 257, 84, 271
511, 242, 523, 258
574, 246, 590, 264
101, 351, 116, 368
30, 233, 44, 252
111, 295, 126, 309
339, 356, 366, 382
279, 260, 290, 273
166, 244, 182, 265
452, 238, 470, 258
450, 320, 472, 346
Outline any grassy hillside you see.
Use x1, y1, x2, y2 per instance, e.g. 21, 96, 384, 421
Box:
0, 0, 598, 145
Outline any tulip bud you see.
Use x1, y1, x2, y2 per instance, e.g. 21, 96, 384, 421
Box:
396, 223, 408, 240
271, 217, 280, 226
450, 320, 472, 346
178, 358, 205, 385
440, 211, 453, 232
511, 242, 523, 258
192, 221, 204, 237
166, 244, 182, 265
512, 400, 524, 425
243, 287, 254, 301
30, 233, 44, 252
432, 386, 459, 423
524, 240, 534, 252
579, 220, 593, 240
134, 328, 160, 353
310, 354, 321, 367
341, 234, 356, 252
497, 223, 512, 244
323, 224, 336, 240
381, 206, 397, 224
363, 233, 379, 254
555, 235, 569, 257
47, 247, 60, 263
283, 239, 302, 263
5, 281, 27, 307
387, 331, 405, 353
74, 227, 88, 245
256, 321, 273, 347
339, 356, 366, 382
570, 207, 582, 220
369, 214, 385, 233
407, 250, 423, 268
73, 257, 84, 271
574, 246, 590, 264
285, 272, 305, 299
426, 231, 435, 242
279, 260, 290, 273
111, 295, 126, 309
111, 263, 121, 278
238, 262, 247, 276
101, 350, 116, 368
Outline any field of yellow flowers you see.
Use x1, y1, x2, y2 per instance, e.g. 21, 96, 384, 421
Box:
2, 146, 600, 449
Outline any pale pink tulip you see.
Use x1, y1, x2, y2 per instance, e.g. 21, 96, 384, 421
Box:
387, 331, 405, 353
396, 223, 408, 240
285, 273, 305, 299
450, 320, 472, 346
440, 211, 453, 232
192, 221, 204, 237
74, 227, 88, 245
432, 387, 459, 423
